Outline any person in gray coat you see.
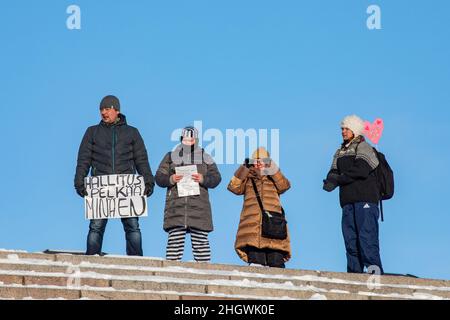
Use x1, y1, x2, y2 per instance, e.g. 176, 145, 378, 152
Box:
155, 126, 221, 262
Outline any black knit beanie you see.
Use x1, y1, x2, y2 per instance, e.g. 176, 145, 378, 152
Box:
100, 95, 120, 111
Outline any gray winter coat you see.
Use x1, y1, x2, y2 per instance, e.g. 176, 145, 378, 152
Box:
155, 144, 222, 232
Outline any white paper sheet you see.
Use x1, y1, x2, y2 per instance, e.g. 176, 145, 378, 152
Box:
175, 165, 200, 197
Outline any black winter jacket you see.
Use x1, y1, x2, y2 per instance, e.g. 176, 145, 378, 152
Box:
74, 114, 154, 196
327, 136, 380, 208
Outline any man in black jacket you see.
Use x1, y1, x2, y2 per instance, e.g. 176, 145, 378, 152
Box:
74, 95, 154, 256
323, 115, 383, 275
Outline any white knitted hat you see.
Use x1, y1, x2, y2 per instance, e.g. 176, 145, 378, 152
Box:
340, 115, 365, 137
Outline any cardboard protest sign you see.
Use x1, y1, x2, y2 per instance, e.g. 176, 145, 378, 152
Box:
84, 174, 148, 220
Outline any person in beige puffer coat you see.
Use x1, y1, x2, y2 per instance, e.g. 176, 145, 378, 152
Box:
228, 147, 291, 268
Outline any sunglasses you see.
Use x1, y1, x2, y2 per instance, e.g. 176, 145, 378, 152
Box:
253, 158, 271, 164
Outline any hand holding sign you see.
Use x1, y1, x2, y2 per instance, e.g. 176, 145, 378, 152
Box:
364, 118, 384, 145
171, 174, 183, 184
191, 173, 204, 183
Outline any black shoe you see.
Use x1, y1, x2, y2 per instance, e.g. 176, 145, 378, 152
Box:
266, 251, 285, 268
247, 250, 267, 266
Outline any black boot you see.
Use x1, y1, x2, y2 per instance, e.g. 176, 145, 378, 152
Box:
266, 250, 285, 268
246, 247, 267, 266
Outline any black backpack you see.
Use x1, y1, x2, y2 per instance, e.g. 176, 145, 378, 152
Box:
372, 148, 395, 221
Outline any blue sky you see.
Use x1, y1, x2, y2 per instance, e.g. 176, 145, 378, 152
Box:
1, 1, 449, 280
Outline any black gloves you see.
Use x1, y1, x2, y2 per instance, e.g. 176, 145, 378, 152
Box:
328, 173, 340, 184
323, 179, 338, 192
323, 172, 353, 192
76, 187, 88, 198
329, 172, 354, 186
144, 184, 154, 197
323, 173, 340, 192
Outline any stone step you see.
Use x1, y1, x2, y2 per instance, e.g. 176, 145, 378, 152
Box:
0, 270, 436, 301
0, 272, 328, 300
1, 252, 450, 294
0, 284, 241, 300
0, 250, 448, 300
2, 250, 445, 288
0, 260, 448, 299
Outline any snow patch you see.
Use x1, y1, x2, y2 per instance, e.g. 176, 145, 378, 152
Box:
358, 291, 447, 300
7, 254, 20, 261
0, 249, 28, 253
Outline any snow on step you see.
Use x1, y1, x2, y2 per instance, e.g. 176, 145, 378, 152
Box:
0, 283, 297, 301
1, 256, 449, 299
0, 249, 448, 300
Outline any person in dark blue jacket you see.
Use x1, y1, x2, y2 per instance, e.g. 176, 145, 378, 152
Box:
74, 95, 154, 256
323, 115, 383, 275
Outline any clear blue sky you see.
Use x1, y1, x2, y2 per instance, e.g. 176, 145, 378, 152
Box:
1, 1, 449, 280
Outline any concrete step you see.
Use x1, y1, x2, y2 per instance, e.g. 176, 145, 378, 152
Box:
1, 259, 449, 299
0, 271, 367, 300
1, 250, 448, 290
0, 250, 448, 300
1, 269, 444, 301
0, 284, 240, 300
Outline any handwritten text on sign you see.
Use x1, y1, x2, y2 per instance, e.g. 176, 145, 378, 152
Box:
84, 175, 148, 220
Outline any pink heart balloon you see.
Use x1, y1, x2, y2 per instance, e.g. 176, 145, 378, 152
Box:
364, 118, 384, 145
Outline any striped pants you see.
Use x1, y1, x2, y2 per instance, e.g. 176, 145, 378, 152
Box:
166, 227, 211, 262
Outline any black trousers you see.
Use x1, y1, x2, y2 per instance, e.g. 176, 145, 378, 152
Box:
246, 246, 286, 268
